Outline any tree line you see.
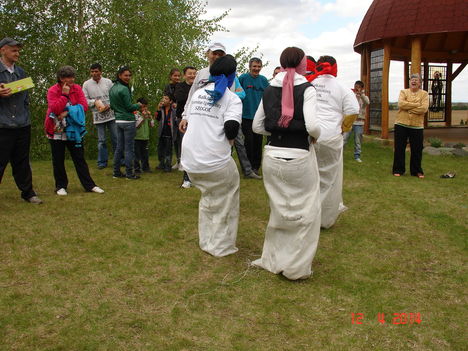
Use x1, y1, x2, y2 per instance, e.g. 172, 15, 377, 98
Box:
0, 0, 251, 159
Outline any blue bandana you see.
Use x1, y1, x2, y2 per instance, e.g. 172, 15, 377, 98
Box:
205, 72, 236, 105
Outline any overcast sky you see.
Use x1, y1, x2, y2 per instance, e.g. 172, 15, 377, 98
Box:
204, 0, 468, 102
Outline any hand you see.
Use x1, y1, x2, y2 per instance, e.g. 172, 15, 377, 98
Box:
0, 84, 12, 97
58, 111, 68, 121
158, 102, 163, 110
179, 119, 188, 133
62, 83, 70, 95
102, 104, 110, 111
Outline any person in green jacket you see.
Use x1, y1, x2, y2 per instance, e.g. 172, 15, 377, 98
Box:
134, 97, 154, 173
109, 66, 141, 179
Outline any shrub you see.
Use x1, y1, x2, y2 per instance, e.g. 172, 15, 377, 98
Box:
427, 137, 443, 148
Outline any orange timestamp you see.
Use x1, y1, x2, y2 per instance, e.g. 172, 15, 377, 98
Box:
351, 312, 422, 325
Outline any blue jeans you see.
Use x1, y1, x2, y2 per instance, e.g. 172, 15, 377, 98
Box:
96, 120, 117, 167
113, 122, 136, 177
343, 124, 363, 159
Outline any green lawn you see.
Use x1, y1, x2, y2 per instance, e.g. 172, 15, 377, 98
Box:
0, 141, 466, 350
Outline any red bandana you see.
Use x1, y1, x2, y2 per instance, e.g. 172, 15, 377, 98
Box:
305, 62, 337, 82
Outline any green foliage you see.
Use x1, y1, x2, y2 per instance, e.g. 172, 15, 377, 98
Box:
0, 0, 228, 159
427, 137, 443, 148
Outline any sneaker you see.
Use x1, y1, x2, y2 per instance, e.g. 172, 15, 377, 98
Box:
56, 188, 67, 196
26, 196, 43, 204
91, 186, 105, 194
355, 158, 362, 163
181, 180, 192, 188
172, 162, 180, 170
113, 173, 125, 179
245, 172, 262, 180
97, 165, 107, 170
126, 174, 140, 180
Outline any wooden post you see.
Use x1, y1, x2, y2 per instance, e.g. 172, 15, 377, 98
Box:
404, 61, 409, 89
411, 37, 422, 75
446, 62, 453, 127
364, 47, 371, 135
361, 47, 371, 135
381, 42, 391, 139
423, 62, 429, 128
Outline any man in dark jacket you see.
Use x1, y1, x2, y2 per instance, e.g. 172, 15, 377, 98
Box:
0, 37, 42, 204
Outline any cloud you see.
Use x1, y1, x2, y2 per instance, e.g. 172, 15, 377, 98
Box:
323, 0, 374, 18
204, 0, 468, 101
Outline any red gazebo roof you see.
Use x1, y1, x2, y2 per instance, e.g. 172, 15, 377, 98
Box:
354, 0, 468, 52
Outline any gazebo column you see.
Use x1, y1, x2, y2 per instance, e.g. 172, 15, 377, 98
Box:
404, 61, 409, 89
446, 62, 453, 127
423, 62, 429, 128
381, 42, 391, 139
411, 37, 422, 75
362, 46, 371, 134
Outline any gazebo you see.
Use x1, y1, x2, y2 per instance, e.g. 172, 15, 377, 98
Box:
353, 0, 468, 139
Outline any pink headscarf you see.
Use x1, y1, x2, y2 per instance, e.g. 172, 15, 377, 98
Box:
277, 54, 307, 128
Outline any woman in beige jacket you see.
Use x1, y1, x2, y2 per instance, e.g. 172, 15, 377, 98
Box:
392, 73, 429, 178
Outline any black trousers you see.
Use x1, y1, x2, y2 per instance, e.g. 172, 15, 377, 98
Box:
134, 139, 150, 172
241, 118, 263, 171
157, 135, 173, 171
392, 124, 424, 176
0, 126, 36, 200
49, 139, 96, 191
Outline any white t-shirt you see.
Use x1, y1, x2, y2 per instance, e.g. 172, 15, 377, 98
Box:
181, 83, 242, 173
313, 75, 359, 141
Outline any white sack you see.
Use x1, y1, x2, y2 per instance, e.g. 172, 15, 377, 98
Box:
252, 146, 321, 280
313, 134, 344, 229
188, 158, 240, 257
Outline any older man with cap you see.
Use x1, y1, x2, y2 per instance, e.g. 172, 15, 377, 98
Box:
0, 37, 42, 204
181, 42, 261, 180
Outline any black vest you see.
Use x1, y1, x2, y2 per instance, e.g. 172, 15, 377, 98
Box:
263, 82, 312, 150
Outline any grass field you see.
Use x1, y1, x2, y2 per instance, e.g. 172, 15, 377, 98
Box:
0, 141, 466, 350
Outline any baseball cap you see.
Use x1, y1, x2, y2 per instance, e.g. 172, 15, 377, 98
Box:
207, 42, 226, 53
0, 37, 22, 48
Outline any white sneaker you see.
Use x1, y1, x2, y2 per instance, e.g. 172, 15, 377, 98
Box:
91, 186, 105, 194
355, 158, 362, 163
56, 188, 67, 196
181, 180, 192, 189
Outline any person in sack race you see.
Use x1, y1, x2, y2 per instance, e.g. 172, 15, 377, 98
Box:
307, 55, 359, 229
179, 54, 242, 257
251, 46, 321, 280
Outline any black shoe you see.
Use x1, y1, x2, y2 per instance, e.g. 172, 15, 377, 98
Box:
113, 173, 125, 178
97, 165, 107, 170
126, 174, 140, 180
25, 195, 43, 204
245, 172, 262, 179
